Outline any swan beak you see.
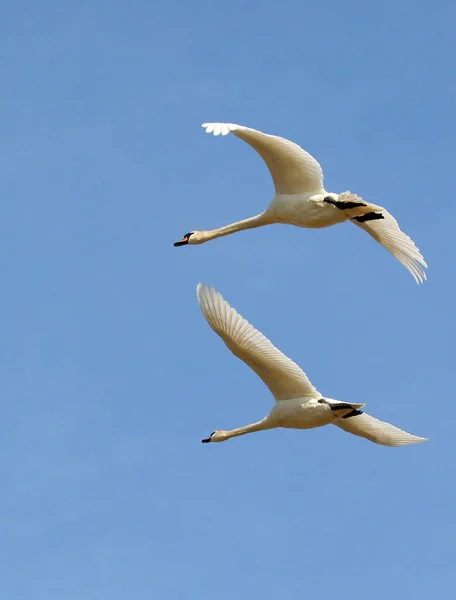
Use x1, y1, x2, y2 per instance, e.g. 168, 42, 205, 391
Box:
201, 436, 211, 443
173, 237, 189, 247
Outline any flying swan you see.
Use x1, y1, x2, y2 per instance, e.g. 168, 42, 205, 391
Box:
197, 283, 427, 447
174, 123, 427, 283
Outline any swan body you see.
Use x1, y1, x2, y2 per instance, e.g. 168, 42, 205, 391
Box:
197, 283, 427, 447
175, 123, 428, 283
268, 192, 349, 228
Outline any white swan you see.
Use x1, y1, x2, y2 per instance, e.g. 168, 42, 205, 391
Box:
197, 283, 427, 447
174, 123, 427, 283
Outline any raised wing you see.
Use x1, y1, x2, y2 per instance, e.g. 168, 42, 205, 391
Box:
197, 284, 320, 402
202, 122, 325, 195
351, 204, 427, 284
335, 412, 427, 447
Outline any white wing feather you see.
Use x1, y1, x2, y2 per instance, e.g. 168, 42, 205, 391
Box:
197, 284, 320, 402
335, 412, 427, 446
202, 122, 325, 195
352, 204, 427, 284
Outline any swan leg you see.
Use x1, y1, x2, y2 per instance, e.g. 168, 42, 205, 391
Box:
323, 196, 367, 210
329, 403, 363, 417
318, 399, 364, 419
340, 408, 363, 419
352, 211, 385, 223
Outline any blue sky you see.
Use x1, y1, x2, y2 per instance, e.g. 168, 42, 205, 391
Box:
1, 0, 455, 598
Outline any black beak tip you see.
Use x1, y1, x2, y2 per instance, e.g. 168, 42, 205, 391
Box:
174, 233, 193, 247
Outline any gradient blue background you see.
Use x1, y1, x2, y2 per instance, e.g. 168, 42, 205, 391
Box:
1, 1, 454, 598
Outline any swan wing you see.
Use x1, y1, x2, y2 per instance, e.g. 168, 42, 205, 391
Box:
335, 412, 427, 446
202, 122, 324, 195
197, 283, 320, 401
351, 204, 427, 284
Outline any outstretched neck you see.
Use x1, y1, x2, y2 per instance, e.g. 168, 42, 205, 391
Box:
222, 417, 275, 441
202, 212, 272, 242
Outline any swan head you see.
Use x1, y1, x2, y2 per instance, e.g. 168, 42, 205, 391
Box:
173, 231, 206, 247
201, 430, 226, 443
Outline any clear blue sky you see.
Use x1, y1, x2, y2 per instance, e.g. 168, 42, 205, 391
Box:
1, 1, 454, 598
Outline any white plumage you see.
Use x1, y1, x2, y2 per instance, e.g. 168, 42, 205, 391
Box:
198, 283, 427, 447
202, 122, 324, 194
174, 123, 427, 284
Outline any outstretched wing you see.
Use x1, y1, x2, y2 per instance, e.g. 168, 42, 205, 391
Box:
335, 412, 427, 447
351, 204, 427, 284
202, 122, 325, 195
197, 284, 320, 402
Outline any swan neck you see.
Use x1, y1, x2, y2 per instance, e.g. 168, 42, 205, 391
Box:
222, 417, 273, 440
204, 212, 270, 241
